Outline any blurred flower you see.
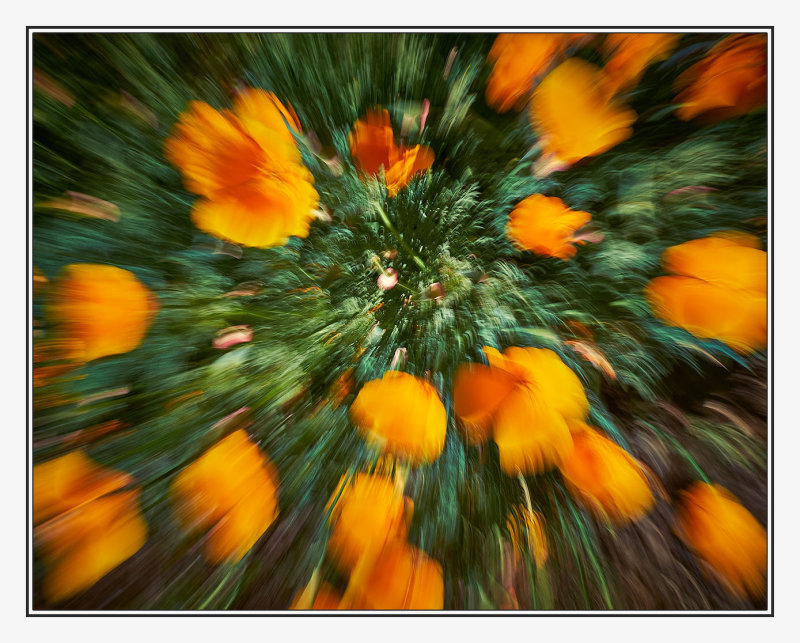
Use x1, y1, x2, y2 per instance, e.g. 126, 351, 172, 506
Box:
601, 33, 681, 96
529, 58, 637, 169
343, 539, 444, 610
377, 268, 399, 290
485, 33, 585, 112
452, 362, 517, 445
33, 452, 145, 602
165, 88, 318, 248
676, 482, 766, 598
453, 347, 588, 473
36, 491, 147, 603
674, 34, 767, 122
171, 430, 279, 564
349, 371, 446, 465
212, 325, 253, 349
349, 109, 434, 197
559, 421, 655, 522
49, 264, 157, 362
645, 234, 767, 353
326, 473, 409, 574
507, 194, 593, 260
34, 451, 134, 525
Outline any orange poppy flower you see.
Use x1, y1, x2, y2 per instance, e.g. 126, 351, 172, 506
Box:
645, 234, 767, 353
33, 452, 146, 602
171, 430, 280, 564
34, 450, 134, 525
349, 371, 447, 465
486, 33, 582, 113
506, 194, 592, 259
326, 473, 409, 574
674, 34, 767, 122
559, 421, 655, 522
36, 491, 147, 603
48, 264, 157, 363
349, 109, 434, 197
343, 538, 444, 610
530, 58, 637, 167
676, 482, 766, 598
602, 33, 681, 96
165, 88, 319, 248
453, 347, 588, 474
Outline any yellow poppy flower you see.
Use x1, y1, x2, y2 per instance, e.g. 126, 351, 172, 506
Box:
349, 109, 434, 197
676, 482, 766, 599
171, 430, 280, 564
349, 371, 447, 465
453, 347, 588, 474
674, 35, 767, 122
49, 264, 157, 363
326, 473, 409, 574
645, 234, 767, 353
602, 33, 680, 95
507, 194, 592, 259
530, 58, 637, 167
559, 421, 655, 522
165, 88, 318, 248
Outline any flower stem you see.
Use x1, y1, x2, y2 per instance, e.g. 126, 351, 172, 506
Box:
373, 202, 427, 271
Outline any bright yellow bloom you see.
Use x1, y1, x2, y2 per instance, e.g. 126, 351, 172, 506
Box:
453, 347, 588, 474
326, 473, 409, 574
674, 35, 767, 122
486, 33, 583, 112
171, 430, 280, 564
602, 33, 681, 95
530, 58, 637, 167
165, 88, 318, 248
676, 482, 767, 598
507, 194, 592, 259
33, 452, 146, 602
349, 109, 434, 197
645, 234, 767, 353
49, 264, 157, 362
349, 371, 447, 465
559, 421, 654, 522
343, 539, 444, 610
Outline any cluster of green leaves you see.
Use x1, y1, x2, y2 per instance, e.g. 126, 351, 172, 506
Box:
32, 32, 767, 610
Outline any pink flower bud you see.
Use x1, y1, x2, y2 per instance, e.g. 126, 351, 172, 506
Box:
213, 325, 253, 349
377, 268, 398, 290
